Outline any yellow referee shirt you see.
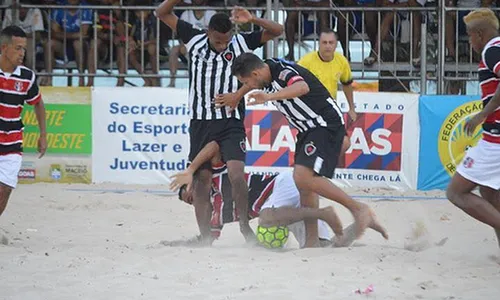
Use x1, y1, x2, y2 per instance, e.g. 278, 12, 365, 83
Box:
297, 51, 353, 100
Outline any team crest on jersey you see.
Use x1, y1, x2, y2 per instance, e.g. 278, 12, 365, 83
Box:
278, 69, 291, 81
240, 139, 247, 153
304, 142, 316, 156
14, 81, 22, 92
463, 156, 474, 169
224, 52, 233, 62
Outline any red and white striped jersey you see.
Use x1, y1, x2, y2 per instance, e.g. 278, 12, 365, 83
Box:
0, 65, 41, 155
479, 36, 500, 143
209, 162, 277, 238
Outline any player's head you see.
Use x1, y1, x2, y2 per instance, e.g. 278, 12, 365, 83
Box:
318, 30, 338, 59
178, 184, 193, 204
0, 26, 27, 67
232, 53, 270, 89
207, 13, 233, 53
463, 8, 500, 53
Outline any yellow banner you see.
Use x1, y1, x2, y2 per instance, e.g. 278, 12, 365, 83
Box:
40, 87, 91, 104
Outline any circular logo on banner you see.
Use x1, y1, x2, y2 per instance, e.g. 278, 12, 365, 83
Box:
438, 100, 483, 176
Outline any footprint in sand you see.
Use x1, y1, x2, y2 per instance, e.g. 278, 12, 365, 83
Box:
404, 221, 448, 252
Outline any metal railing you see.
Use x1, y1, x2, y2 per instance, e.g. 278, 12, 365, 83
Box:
3, 0, 493, 94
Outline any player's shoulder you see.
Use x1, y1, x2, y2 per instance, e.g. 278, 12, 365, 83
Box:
16, 66, 36, 81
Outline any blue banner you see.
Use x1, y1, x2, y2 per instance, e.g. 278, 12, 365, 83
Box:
417, 95, 483, 190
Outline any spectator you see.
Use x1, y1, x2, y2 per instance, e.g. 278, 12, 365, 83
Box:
336, 0, 378, 61
284, 0, 331, 61
2, 5, 44, 69
445, 0, 492, 63
364, 0, 426, 66
87, 0, 127, 86
41, 0, 92, 86
128, 6, 160, 86
168, 0, 216, 87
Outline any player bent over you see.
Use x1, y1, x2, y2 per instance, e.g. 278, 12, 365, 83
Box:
230, 53, 386, 247
169, 141, 388, 248
446, 9, 500, 248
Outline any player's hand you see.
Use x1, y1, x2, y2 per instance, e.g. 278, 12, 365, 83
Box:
214, 93, 240, 111
169, 171, 193, 192
38, 134, 47, 158
348, 109, 357, 122
246, 90, 270, 106
230, 6, 254, 24
464, 113, 485, 137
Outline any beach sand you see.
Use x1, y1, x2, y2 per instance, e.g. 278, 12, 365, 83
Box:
1, 183, 499, 300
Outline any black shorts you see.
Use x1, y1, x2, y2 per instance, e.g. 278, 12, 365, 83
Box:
189, 118, 246, 168
294, 126, 345, 179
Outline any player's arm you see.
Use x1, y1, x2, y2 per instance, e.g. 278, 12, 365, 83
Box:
25, 76, 47, 158
232, 7, 283, 48
340, 60, 357, 121
169, 141, 220, 191
247, 69, 309, 105
465, 46, 500, 135
154, 0, 181, 31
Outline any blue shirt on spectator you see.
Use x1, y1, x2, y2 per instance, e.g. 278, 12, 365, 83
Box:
51, 8, 92, 33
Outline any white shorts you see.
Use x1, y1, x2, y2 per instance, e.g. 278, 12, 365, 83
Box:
260, 170, 332, 247
456, 139, 500, 190
0, 153, 22, 188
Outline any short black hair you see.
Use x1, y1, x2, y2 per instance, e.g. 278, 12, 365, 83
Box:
178, 184, 187, 201
231, 53, 266, 77
319, 29, 338, 39
0, 26, 27, 45
208, 13, 232, 34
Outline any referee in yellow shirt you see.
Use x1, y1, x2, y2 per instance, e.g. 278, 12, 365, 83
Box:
298, 29, 357, 153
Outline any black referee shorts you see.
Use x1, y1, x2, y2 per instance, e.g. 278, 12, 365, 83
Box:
189, 118, 246, 169
294, 126, 345, 179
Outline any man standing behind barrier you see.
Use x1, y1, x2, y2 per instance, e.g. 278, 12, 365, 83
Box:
298, 30, 356, 153
155, 0, 283, 244
0, 26, 47, 243
446, 8, 500, 249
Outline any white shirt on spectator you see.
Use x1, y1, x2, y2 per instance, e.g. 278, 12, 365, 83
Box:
2, 8, 45, 34
388, 0, 427, 5
180, 10, 216, 30
457, 0, 481, 7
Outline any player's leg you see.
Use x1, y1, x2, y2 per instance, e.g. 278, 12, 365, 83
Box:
293, 127, 383, 241
259, 205, 343, 237
447, 174, 500, 229
188, 120, 215, 244
479, 186, 500, 248
0, 183, 13, 218
217, 119, 253, 242
447, 140, 500, 231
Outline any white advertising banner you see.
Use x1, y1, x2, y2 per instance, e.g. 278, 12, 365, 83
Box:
244, 92, 420, 190
92, 87, 190, 184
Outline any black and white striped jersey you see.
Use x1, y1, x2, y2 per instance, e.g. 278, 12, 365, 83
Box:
263, 58, 344, 133
177, 19, 263, 120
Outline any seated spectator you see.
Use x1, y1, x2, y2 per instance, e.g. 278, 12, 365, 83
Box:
2, 5, 45, 69
41, 0, 92, 86
168, 0, 216, 87
364, 0, 426, 66
284, 0, 331, 61
128, 6, 160, 86
336, 0, 378, 61
87, 0, 127, 86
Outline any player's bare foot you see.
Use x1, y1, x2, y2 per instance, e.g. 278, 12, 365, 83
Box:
369, 214, 389, 240
240, 223, 256, 243
352, 203, 374, 239
321, 206, 343, 237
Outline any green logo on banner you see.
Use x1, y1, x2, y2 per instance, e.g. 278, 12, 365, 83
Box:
21, 104, 92, 154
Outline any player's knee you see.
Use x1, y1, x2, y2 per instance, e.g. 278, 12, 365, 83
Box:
293, 167, 313, 190
446, 186, 465, 207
